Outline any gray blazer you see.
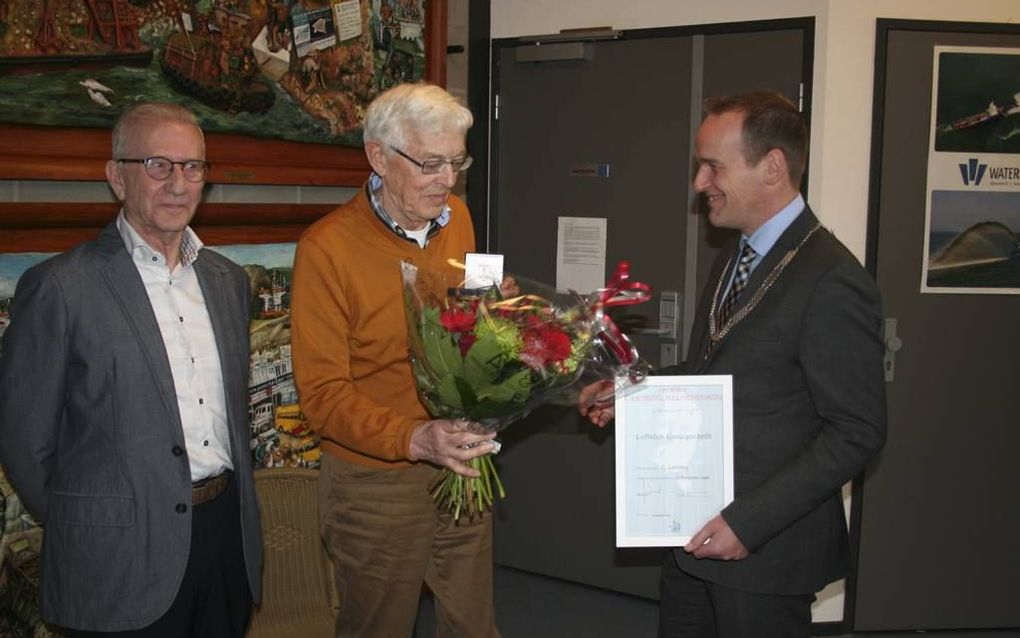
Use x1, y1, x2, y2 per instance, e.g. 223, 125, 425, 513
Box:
665, 208, 887, 595
0, 223, 262, 631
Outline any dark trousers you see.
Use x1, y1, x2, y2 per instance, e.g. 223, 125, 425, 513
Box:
68, 476, 252, 638
658, 552, 815, 638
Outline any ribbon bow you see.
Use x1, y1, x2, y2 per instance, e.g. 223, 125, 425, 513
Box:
592, 261, 652, 365
593, 261, 652, 309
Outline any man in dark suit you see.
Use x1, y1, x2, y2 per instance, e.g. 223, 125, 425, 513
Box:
583, 91, 886, 637
0, 103, 262, 636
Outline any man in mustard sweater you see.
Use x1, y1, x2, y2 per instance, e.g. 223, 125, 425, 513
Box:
291, 83, 501, 637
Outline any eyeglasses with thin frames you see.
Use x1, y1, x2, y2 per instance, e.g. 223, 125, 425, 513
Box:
117, 156, 210, 183
389, 146, 473, 174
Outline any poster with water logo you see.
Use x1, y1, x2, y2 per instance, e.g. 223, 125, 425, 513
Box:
923, 46, 1020, 294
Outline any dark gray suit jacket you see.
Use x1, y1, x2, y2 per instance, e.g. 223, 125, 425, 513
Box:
0, 223, 262, 630
665, 208, 886, 595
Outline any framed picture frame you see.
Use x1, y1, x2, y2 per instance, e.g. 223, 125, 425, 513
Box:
0, 201, 334, 253
0, 0, 448, 188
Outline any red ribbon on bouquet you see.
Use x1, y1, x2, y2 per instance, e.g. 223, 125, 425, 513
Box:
594, 261, 652, 308
592, 261, 652, 365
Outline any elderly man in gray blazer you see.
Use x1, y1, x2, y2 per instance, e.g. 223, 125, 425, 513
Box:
0, 103, 262, 636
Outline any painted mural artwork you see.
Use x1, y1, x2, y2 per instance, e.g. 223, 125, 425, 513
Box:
0, 0, 427, 145
0, 251, 54, 623
0, 252, 53, 359
923, 46, 1020, 294
207, 242, 321, 470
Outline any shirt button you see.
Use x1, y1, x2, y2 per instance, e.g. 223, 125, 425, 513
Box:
198, 398, 204, 405
151, 256, 157, 262
203, 440, 209, 447
175, 503, 187, 513
179, 316, 184, 322
171, 445, 184, 456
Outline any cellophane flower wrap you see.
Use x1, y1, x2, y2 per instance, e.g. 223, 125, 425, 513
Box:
401, 260, 651, 521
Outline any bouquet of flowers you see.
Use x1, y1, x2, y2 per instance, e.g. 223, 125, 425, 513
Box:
401, 259, 651, 520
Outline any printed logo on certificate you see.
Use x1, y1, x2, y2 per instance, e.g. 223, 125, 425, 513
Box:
614, 376, 734, 547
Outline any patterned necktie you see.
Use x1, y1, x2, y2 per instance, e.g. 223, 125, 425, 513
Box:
718, 242, 757, 326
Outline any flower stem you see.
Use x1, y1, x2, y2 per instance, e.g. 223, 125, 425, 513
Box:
428, 453, 504, 522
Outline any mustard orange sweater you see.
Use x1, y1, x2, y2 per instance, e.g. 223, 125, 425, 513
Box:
290, 186, 475, 468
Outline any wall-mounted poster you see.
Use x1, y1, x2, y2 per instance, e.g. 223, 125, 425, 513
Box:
0, 252, 55, 358
923, 46, 1020, 294
0, 0, 428, 146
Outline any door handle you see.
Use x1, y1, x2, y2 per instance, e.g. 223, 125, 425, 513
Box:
659, 291, 680, 366
883, 318, 903, 383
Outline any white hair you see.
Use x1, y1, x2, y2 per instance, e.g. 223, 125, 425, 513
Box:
363, 83, 473, 149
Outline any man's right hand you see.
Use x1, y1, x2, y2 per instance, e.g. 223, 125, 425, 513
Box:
578, 379, 616, 427
408, 419, 498, 477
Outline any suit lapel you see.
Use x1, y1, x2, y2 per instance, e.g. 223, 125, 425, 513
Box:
692, 207, 821, 370
194, 252, 235, 367
194, 252, 246, 459
739, 207, 819, 304
97, 224, 183, 431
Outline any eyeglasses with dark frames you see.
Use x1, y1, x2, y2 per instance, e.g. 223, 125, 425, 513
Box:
117, 156, 210, 183
389, 146, 473, 174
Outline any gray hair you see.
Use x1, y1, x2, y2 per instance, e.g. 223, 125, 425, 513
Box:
111, 102, 204, 158
363, 83, 473, 149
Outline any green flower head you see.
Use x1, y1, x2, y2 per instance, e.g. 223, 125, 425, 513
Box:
562, 336, 591, 374
475, 315, 523, 357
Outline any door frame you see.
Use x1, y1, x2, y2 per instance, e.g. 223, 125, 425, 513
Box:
465, 0, 492, 252
854, 17, 1020, 632
484, 17, 816, 252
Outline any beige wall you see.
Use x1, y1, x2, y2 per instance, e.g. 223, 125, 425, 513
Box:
490, 0, 1019, 260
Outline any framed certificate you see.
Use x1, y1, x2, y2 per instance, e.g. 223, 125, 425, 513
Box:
614, 375, 734, 547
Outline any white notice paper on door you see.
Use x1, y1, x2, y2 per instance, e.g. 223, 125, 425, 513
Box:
556, 216, 606, 293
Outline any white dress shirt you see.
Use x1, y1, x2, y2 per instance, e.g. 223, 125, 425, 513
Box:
117, 213, 233, 481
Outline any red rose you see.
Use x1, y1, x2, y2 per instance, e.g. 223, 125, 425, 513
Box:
439, 306, 477, 333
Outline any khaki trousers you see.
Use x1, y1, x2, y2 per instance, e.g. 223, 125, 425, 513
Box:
318, 453, 501, 638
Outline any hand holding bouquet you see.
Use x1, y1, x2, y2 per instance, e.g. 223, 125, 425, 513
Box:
401, 260, 651, 520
